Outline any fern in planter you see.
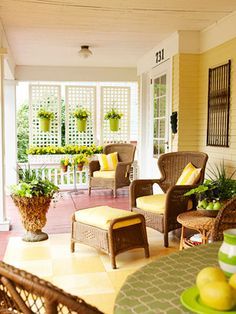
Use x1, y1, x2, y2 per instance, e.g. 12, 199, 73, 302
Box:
11, 166, 59, 242
185, 163, 236, 210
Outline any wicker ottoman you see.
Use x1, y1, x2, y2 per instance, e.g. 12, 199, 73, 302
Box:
71, 206, 150, 269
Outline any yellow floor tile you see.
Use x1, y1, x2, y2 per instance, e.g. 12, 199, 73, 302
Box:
52, 256, 105, 275
108, 269, 136, 291
4, 231, 180, 313
83, 293, 117, 314
9, 259, 53, 278
52, 272, 115, 295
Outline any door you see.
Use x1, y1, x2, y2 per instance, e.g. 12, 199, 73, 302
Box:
149, 61, 171, 178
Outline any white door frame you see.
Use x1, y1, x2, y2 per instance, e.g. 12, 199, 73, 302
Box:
146, 59, 172, 178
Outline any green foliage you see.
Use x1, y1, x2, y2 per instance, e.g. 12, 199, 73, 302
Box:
185, 163, 236, 201
17, 102, 29, 162
72, 154, 88, 165
37, 109, 54, 120
104, 108, 123, 120
11, 165, 59, 198
73, 108, 90, 119
60, 156, 71, 166
27, 144, 103, 155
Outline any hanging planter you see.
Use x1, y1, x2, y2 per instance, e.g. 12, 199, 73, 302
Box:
76, 118, 87, 132
60, 156, 71, 173
37, 109, 54, 132
104, 108, 123, 132
73, 107, 90, 132
109, 118, 119, 132
39, 117, 51, 132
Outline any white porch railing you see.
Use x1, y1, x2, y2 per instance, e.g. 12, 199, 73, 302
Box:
18, 163, 89, 190
18, 160, 138, 190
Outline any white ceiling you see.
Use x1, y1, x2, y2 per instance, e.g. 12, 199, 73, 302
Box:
1, 0, 236, 67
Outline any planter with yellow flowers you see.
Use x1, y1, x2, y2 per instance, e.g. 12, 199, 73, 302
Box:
37, 109, 55, 132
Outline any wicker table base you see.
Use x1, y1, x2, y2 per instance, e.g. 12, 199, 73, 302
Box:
177, 211, 215, 250
71, 207, 150, 269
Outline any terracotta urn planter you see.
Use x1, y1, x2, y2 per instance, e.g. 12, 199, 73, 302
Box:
12, 195, 52, 242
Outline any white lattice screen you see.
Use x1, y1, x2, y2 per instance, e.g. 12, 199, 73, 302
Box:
29, 85, 61, 147
101, 86, 130, 143
65, 86, 96, 145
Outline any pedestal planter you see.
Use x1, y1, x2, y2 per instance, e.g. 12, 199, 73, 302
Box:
109, 119, 119, 132
12, 195, 52, 242
76, 119, 87, 132
39, 118, 50, 132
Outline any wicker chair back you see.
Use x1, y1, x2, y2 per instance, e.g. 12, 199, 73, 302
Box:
158, 151, 208, 192
0, 261, 103, 314
211, 197, 236, 241
104, 143, 136, 162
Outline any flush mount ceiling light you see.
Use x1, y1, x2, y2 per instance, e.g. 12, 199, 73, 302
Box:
78, 45, 93, 58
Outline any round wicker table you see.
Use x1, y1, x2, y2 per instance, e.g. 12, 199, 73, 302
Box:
177, 210, 215, 250
114, 242, 221, 314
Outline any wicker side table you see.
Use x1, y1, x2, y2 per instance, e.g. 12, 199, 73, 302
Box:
177, 211, 215, 250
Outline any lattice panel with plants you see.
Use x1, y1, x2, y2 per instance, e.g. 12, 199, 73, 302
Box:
101, 86, 130, 143
29, 85, 61, 147
65, 86, 96, 145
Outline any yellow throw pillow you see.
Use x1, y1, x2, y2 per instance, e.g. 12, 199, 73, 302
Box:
176, 162, 201, 185
98, 152, 118, 171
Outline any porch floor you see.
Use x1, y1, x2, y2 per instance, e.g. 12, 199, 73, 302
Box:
1, 189, 179, 313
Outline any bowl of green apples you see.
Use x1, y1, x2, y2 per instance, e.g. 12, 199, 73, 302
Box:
197, 199, 222, 217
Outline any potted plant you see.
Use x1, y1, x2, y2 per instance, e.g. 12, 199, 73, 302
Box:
104, 108, 123, 131
11, 166, 59, 242
72, 154, 88, 171
73, 107, 90, 132
37, 109, 55, 132
60, 156, 71, 172
185, 163, 236, 216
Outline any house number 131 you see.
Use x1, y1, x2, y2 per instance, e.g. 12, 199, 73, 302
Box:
156, 49, 164, 64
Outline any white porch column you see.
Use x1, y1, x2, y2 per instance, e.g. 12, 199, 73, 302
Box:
0, 50, 10, 231
138, 72, 151, 178
4, 80, 17, 191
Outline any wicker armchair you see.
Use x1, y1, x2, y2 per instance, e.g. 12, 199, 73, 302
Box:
0, 261, 103, 314
130, 151, 208, 247
88, 143, 136, 197
211, 197, 236, 241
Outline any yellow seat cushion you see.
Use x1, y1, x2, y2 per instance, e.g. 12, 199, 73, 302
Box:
136, 194, 193, 214
74, 206, 141, 230
98, 152, 118, 171
93, 170, 115, 179
136, 194, 166, 214
176, 162, 201, 185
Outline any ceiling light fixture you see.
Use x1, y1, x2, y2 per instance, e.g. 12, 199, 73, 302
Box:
78, 45, 93, 58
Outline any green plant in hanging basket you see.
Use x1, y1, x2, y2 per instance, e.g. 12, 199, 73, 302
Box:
104, 108, 123, 131
37, 109, 55, 132
73, 107, 90, 132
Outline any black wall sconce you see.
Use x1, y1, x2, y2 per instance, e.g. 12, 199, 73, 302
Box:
170, 111, 178, 134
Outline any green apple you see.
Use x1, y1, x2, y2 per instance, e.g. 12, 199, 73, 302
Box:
213, 201, 221, 210
198, 199, 208, 209
206, 202, 214, 210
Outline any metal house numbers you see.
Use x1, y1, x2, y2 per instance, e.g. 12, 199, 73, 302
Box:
155, 49, 164, 64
